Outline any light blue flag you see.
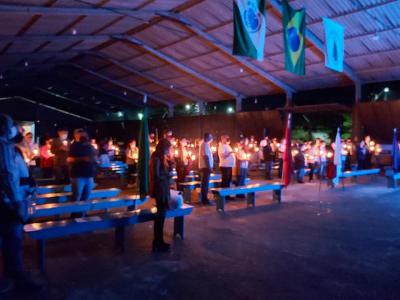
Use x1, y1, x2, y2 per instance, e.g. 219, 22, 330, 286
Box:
323, 18, 344, 72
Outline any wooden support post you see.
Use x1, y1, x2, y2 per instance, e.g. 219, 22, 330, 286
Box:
235, 96, 243, 113
352, 83, 362, 144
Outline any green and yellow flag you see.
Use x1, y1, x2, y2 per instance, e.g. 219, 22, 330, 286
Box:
282, 0, 306, 75
233, 0, 266, 61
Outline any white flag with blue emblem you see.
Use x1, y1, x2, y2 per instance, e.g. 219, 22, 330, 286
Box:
233, 0, 266, 61
323, 18, 344, 72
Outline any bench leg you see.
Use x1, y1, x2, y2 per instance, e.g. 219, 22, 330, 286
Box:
272, 189, 281, 203
215, 195, 225, 211
173, 216, 185, 239
115, 225, 126, 252
37, 240, 45, 274
183, 188, 192, 204
246, 192, 255, 207
127, 202, 136, 212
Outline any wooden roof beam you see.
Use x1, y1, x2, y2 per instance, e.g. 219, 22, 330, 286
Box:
269, 0, 361, 85
82, 51, 204, 103
66, 63, 171, 107
114, 35, 243, 99
0, 4, 167, 17
159, 12, 296, 94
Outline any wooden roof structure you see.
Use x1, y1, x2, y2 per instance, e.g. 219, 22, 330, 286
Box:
0, 0, 399, 111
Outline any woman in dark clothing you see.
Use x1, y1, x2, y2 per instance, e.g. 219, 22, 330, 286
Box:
150, 139, 172, 252
357, 141, 367, 170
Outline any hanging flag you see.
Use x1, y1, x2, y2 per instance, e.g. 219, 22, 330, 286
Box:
282, 113, 292, 187
138, 103, 150, 199
232, 0, 266, 61
323, 18, 344, 72
392, 128, 399, 172
333, 128, 342, 186
282, 0, 306, 75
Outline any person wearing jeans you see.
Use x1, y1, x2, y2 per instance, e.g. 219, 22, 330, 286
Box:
199, 133, 214, 205
68, 129, 97, 217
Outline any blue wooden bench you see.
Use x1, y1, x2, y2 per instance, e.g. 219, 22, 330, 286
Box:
35, 188, 121, 205
36, 184, 98, 195
30, 195, 149, 219
386, 171, 400, 188
24, 204, 193, 273
180, 178, 250, 203
211, 183, 283, 211
339, 168, 380, 188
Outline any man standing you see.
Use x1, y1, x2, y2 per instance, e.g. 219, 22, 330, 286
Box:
218, 135, 235, 191
199, 133, 213, 205
51, 127, 70, 184
262, 137, 274, 180
67, 129, 97, 216
0, 114, 41, 293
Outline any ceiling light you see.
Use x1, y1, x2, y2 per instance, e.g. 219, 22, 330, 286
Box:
227, 107, 234, 113
372, 32, 380, 41
138, 112, 144, 120
123, 91, 127, 96
0, 74, 3, 80
185, 104, 191, 110
72, 28, 77, 35
239, 68, 244, 73
170, 84, 174, 89
24, 61, 29, 67
117, 111, 124, 117
384, 87, 390, 93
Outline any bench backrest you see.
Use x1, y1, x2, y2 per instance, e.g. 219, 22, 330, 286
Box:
35, 188, 121, 204
31, 195, 148, 219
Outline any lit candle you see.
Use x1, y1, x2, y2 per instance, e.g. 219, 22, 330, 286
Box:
249, 144, 254, 149
62, 140, 68, 146
246, 153, 251, 159
191, 155, 196, 161
174, 149, 179, 157
33, 149, 39, 156
327, 152, 333, 158
234, 147, 238, 153
211, 146, 217, 153
255, 147, 260, 152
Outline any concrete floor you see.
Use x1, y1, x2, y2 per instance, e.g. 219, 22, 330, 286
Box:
4, 176, 400, 300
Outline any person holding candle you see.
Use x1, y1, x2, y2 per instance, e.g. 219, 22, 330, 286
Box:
51, 127, 70, 184
357, 140, 368, 170
126, 139, 139, 188
294, 145, 306, 183
176, 138, 190, 191
199, 133, 214, 205
262, 137, 274, 180
18, 132, 39, 170
218, 135, 235, 196
39, 137, 54, 178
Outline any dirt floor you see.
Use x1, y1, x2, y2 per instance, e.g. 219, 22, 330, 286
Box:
2, 175, 400, 300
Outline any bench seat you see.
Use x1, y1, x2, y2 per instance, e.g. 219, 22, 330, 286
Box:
24, 204, 193, 273
211, 183, 283, 211
35, 188, 121, 205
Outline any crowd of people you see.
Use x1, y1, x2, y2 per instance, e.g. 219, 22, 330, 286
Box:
0, 112, 389, 292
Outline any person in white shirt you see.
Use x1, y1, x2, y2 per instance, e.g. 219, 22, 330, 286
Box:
198, 133, 214, 205
126, 139, 139, 188
218, 135, 235, 190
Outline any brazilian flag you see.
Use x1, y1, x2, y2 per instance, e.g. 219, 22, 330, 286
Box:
282, 0, 306, 75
